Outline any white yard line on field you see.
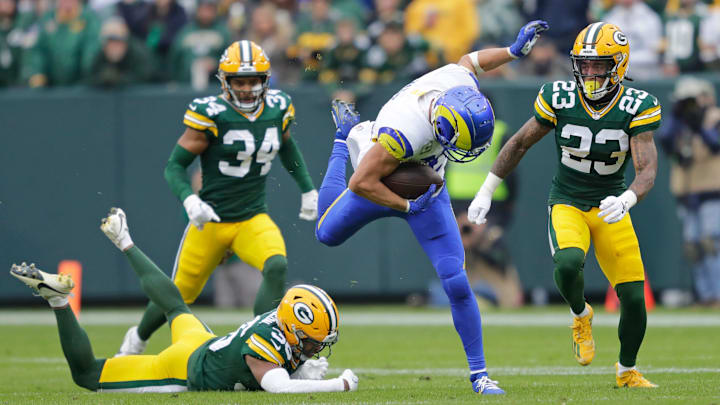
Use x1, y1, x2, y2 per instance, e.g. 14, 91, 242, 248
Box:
0, 310, 719, 326
3, 358, 719, 376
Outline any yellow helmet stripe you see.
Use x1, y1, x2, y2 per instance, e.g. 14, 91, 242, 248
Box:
297, 284, 337, 332
583, 22, 605, 50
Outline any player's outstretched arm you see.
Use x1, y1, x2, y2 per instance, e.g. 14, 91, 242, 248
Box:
278, 130, 318, 221
166, 128, 220, 229
458, 20, 549, 74
468, 117, 552, 224
246, 355, 358, 393
598, 131, 657, 224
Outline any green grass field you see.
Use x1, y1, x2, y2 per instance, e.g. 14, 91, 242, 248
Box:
0, 305, 718, 405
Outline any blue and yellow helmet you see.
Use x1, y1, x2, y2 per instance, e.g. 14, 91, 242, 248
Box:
431, 86, 494, 163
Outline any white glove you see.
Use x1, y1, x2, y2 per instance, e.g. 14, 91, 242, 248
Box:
339, 369, 359, 391
183, 194, 220, 230
291, 357, 328, 380
598, 190, 637, 224
467, 173, 503, 225
299, 190, 319, 221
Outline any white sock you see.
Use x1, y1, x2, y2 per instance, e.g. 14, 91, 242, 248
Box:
617, 363, 636, 376
48, 296, 69, 308
572, 305, 589, 318
117, 235, 134, 251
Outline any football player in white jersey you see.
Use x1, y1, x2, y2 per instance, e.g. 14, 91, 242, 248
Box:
314, 20, 549, 395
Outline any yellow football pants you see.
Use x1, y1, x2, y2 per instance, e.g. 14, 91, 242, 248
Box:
548, 204, 645, 286
173, 213, 286, 303
98, 314, 215, 392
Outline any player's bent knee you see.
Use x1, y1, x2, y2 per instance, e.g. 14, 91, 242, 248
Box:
263, 255, 287, 279
435, 257, 472, 301
553, 248, 585, 277
315, 227, 343, 247
615, 281, 645, 308
71, 360, 104, 391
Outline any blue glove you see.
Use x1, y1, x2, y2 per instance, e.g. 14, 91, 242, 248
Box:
407, 184, 439, 215
509, 20, 549, 58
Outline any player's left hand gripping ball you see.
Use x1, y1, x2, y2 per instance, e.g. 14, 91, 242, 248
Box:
406, 184, 438, 215
598, 190, 637, 224
509, 20, 549, 58
299, 189, 319, 221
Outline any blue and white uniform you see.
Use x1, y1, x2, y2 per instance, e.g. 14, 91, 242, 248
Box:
316, 63, 490, 378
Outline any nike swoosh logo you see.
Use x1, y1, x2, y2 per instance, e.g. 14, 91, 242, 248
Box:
189, 105, 197, 111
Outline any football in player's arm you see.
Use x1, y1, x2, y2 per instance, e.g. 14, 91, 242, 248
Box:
315, 21, 549, 395
468, 22, 660, 388
10, 208, 358, 394
117, 41, 319, 357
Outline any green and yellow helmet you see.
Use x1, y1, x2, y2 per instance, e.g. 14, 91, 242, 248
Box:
276, 284, 339, 359
217, 40, 271, 112
570, 22, 629, 101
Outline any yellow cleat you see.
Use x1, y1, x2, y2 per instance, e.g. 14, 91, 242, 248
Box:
571, 303, 595, 366
616, 363, 658, 388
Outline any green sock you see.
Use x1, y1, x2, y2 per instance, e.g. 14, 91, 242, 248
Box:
124, 246, 190, 322
137, 302, 167, 341
253, 255, 287, 315
53, 306, 104, 391
616, 281, 646, 367
553, 248, 587, 314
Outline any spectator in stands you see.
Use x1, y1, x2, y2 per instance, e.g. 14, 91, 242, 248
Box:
699, 2, 720, 70
87, 17, 153, 87
657, 77, 720, 307
474, 0, 523, 46
117, 0, 187, 76
525, 0, 589, 54
290, 0, 336, 81
603, 0, 663, 79
404, 0, 477, 64
318, 16, 369, 103
514, 36, 571, 79
244, 1, 295, 84
366, 0, 403, 41
332, 0, 369, 29
169, 0, 229, 88
362, 18, 431, 85
663, 0, 707, 76
22, 0, 100, 87
0, 0, 23, 86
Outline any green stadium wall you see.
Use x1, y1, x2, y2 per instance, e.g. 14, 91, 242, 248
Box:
1, 76, 714, 303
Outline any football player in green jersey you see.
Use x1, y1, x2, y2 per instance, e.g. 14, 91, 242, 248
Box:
469, 22, 660, 388
10, 208, 358, 393
117, 40, 319, 357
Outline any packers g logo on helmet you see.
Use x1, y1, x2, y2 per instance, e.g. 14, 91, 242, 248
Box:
277, 284, 339, 358
217, 40, 271, 112
570, 22, 629, 101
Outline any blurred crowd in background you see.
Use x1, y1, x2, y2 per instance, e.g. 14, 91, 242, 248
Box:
1, 0, 720, 99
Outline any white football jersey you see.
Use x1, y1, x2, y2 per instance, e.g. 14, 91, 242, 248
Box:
346, 64, 480, 178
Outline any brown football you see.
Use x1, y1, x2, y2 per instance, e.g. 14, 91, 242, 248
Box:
381, 162, 444, 199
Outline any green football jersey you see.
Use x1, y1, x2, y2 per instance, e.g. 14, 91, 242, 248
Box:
186, 310, 301, 391
182, 90, 295, 221
533, 81, 662, 210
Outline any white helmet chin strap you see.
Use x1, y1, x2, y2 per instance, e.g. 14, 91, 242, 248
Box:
582, 77, 610, 101
228, 82, 264, 112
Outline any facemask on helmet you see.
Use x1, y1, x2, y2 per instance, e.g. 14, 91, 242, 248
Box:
217, 40, 271, 112
431, 85, 494, 163
277, 284, 339, 359
570, 22, 629, 101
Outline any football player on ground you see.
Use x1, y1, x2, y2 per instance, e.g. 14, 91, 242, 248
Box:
314, 20, 549, 395
10, 208, 357, 393
117, 40, 319, 356
469, 22, 660, 388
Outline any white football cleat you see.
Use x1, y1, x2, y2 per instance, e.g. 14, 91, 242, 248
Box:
101, 207, 134, 251
10, 262, 74, 305
115, 326, 147, 357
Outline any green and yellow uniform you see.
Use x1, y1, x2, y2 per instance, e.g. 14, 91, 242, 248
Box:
99, 310, 298, 392
534, 80, 661, 285
175, 90, 296, 301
